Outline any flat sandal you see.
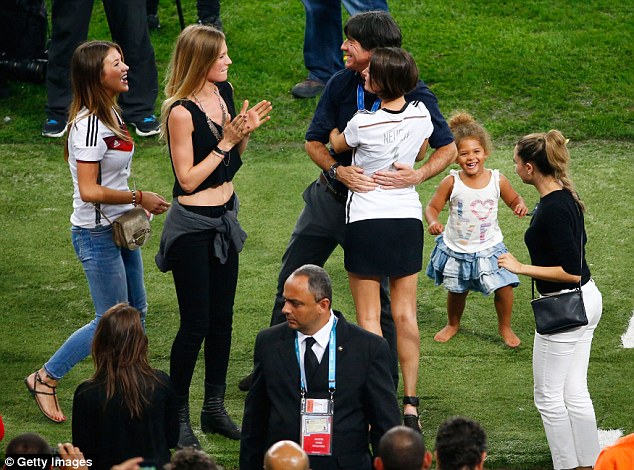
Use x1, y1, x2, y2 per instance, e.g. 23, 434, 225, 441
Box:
24, 371, 65, 423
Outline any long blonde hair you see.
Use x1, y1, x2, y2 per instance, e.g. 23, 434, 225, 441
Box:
161, 24, 225, 137
516, 130, 585, 211
65, 41, 129, 159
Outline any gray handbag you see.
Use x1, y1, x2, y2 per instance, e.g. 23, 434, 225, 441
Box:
95, 205, 151, 250
92, 161, 151, 251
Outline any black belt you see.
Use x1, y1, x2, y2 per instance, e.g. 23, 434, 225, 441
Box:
180, 193, 235, 218
319, 172, 347, 204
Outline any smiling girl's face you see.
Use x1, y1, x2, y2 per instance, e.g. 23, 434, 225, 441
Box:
101, 48, 129, 97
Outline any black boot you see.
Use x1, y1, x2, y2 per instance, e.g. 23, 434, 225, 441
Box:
200, 383, 241, 440
176, 395, 200, 448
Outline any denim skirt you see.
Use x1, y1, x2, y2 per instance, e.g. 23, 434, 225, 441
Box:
426, 235, 519, 295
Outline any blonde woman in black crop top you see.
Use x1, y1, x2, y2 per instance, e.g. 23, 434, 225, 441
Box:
499, 130, 602, 469
157, 24, 271, 449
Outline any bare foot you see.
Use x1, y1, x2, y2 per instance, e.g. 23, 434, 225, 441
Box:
434, 325, 459, 343
25, 369, 66, 422
499, 327, 521, 348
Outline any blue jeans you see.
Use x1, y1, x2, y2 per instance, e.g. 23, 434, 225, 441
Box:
301, 0, 389, 83
44, 225, 147, 380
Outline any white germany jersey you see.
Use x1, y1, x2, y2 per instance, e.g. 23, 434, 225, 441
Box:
343, 101, 433, 223
68, 109, 134, 228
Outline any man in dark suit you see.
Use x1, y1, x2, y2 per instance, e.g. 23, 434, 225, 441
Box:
240, 264, 400, 470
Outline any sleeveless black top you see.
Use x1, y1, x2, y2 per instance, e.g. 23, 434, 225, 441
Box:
167, 81, 243, 197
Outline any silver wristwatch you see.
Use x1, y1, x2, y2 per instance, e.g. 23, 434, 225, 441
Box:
328, 162, 341, 180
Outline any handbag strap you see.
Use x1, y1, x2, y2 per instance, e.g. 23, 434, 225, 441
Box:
531, 203, 583, 299
93, 161, 115, 225
93, 203, 114, 226
94, 162, 103, 225
92, 154, 136, 225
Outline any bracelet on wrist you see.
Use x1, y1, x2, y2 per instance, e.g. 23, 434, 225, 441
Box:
212, 150, 225, 160
131, 190, 137, 207
214, 146, 230, 157
138, 190, 143, 204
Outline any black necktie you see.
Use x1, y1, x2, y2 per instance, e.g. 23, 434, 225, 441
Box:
304, 337, 319, 381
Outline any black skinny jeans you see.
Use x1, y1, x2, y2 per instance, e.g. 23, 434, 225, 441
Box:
167, 207, 239, 397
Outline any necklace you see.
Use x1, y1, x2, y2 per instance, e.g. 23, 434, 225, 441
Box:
213, 86, 228, 127
192, 86, 230, 166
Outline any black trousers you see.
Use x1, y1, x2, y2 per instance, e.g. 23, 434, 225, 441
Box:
167, 227, 239, 396
270, 178, 399, 388
45, 0, 158, 123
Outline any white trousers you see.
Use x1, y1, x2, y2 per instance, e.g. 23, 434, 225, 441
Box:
533, 279, 602, 470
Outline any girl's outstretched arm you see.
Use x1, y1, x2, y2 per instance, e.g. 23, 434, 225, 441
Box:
499, 174, 528, 217
425, 175, 453, 235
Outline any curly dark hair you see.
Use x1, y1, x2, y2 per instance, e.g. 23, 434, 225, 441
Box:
435, 417, 487, 470
165, 447, 218, 470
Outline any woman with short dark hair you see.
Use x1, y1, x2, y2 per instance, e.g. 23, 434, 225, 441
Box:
329, 47, 432, 432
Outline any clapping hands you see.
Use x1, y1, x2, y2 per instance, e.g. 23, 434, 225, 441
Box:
242, 99, 272, 133
222, 100, 272, 145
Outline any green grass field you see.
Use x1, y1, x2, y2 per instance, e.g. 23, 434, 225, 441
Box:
1, 1, 632, 469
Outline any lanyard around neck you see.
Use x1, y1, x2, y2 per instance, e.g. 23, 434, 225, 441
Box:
357, 84, 380, 112
294, 315, 338, 393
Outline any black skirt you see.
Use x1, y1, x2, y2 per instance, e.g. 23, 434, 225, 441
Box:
344, 218, 423, 277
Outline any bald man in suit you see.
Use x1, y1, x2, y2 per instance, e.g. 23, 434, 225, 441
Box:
240, 265, 400, 470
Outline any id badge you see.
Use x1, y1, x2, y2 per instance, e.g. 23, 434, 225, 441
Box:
300, 398, 333, 456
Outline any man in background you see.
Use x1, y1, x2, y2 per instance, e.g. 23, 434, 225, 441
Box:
291, 1, 388, 99
42, 0, 159, 138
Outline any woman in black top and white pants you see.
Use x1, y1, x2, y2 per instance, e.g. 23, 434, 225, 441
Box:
499, 130, 602, 469
156, 25, 271, 448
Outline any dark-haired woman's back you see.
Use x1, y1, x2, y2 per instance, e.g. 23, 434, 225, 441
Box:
72, 369, 178, 470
